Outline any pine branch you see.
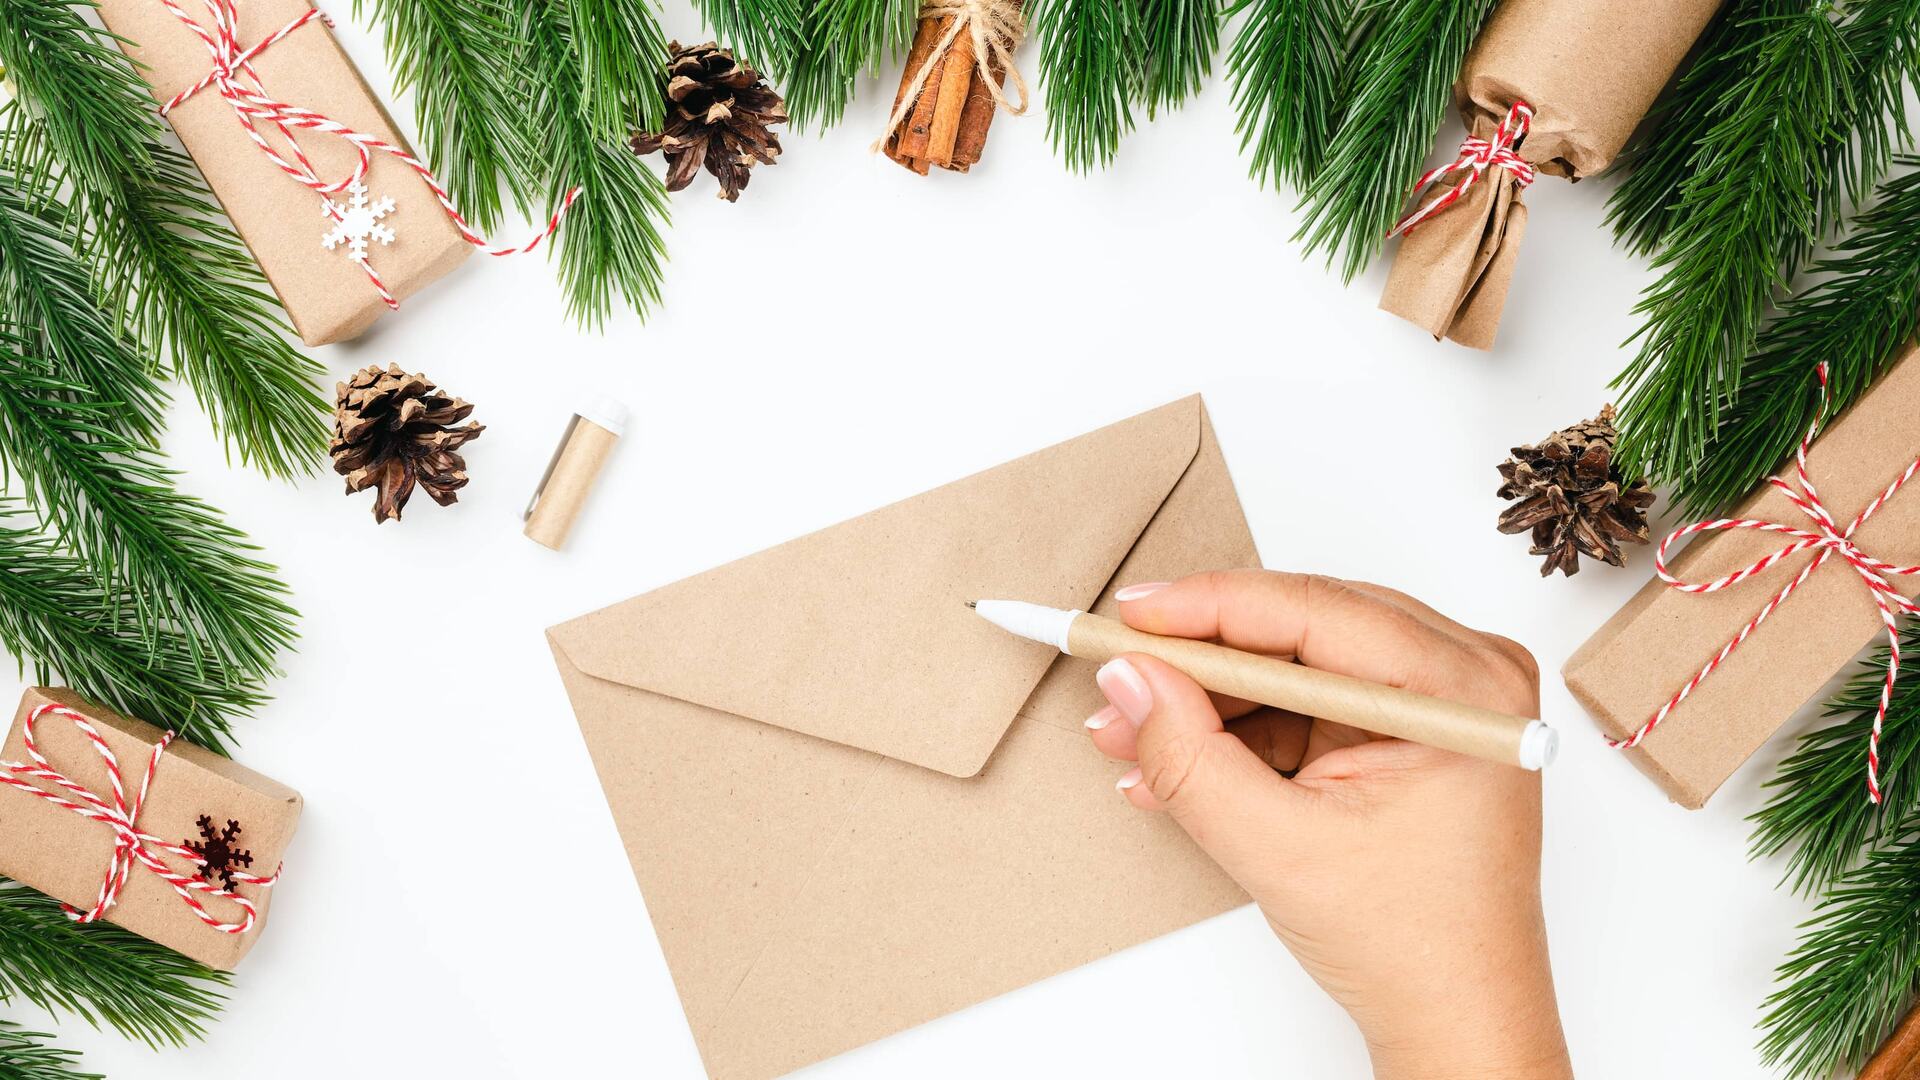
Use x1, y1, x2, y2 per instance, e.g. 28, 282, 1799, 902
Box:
1294, 0, 1497, 281
1671, 158, 1920, 517
1137, 0, 1222, 119
0, 1022, 100, 1080
1613, 1, 1920, 486
1226, 0, 1344, 188
0, 162, 298, 680
513, 0, 669, 326
1759, 813, 1920, 1079
1815, 0, 1920, 234
0, 0, 329, 481
1753, 623, 1920, 894
356, 0, 539, 233
0, 879, 227, 1049
1031, 0, 1138, 171
784, 0, 920, 131
0, 501, 263, 755
565, 0, 668, 135
1031, 0, 1222, 171
692, 0, 808, 76
1606, 0, 1792, 256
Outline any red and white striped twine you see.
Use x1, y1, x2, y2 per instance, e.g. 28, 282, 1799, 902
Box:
1611, 363, 1920, 805
157, 0, 581, 310
0, 704, 278, 934
1388, 101, 1536, 239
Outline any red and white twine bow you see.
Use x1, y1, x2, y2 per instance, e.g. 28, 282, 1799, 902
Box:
0, 704, 278, 934
1610, 364, 1920, 804
157, 0, 579, 309
1388, 101, 1536, 238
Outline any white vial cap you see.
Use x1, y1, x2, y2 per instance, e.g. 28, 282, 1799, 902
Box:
578, 395, 631, 437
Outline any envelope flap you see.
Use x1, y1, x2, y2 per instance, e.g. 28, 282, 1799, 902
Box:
548, 397, 1205, 777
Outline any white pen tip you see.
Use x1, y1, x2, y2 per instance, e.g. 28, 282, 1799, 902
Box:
971, 600, 1080, 654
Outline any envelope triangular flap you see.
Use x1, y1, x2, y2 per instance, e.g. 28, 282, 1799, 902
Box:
548, 396, 1204, 777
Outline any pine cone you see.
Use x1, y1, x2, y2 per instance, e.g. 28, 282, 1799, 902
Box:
1496, 404, 1655, 577
330, 364, 484, 524
630, 40, 786, 201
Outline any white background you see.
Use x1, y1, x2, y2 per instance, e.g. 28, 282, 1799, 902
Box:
13, 5, 1831, 1077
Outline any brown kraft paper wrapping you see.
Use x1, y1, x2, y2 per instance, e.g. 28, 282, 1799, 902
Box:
96, 0, 471, 345
1380, 0, 1724, 349
1564, 347, 1920, 809
0, 688, 302, 969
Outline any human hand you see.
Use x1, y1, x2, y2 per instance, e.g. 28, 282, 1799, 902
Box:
1084, 570, 1571, 1080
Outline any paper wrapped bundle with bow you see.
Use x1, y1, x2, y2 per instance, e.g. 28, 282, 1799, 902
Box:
96, 0, 479, 345
1379, 0, 1722, 349
1565, 347, 1920, 809
0, 688, 302, 969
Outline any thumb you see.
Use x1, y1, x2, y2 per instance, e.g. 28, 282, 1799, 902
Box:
1102, 654, 1301, 875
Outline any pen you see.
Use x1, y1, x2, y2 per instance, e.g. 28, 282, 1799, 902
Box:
970, 600, 1558, 771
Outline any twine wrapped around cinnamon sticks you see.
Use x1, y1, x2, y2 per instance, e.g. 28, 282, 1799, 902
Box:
876, 0, 1028, 174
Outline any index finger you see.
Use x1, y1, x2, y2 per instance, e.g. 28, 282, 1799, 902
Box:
1114, 570, 1468, 694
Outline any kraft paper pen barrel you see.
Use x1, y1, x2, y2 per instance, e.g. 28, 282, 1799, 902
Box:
971, 600, 1557, 770
524, 397, 629, 551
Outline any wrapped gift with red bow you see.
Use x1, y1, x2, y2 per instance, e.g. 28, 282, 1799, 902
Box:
0, 688, 302, 969
1565, 349, 1920, 809
96, 0, 574, 345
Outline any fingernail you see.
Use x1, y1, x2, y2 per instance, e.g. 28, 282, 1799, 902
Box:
1084, 705, 1120, 731
1096, 658, 1152, 726
1114, 582, 1170, 601
1116, 767, 1142, 792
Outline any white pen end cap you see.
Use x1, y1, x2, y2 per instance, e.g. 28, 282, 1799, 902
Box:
1519, 720, 1559, 771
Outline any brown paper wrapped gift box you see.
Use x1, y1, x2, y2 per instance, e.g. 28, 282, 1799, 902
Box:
96, 0, 470, 345
1564, 347, 1920, 809
0, 688, 302, 970
1381, 0, 1724, 349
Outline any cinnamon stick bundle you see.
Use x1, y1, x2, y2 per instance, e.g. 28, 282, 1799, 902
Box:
880, 0, 1024, 174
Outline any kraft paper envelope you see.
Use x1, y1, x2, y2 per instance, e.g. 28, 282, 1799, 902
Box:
548, 396, 1259, 1080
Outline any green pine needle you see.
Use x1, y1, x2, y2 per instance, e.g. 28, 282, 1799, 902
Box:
1032, 0, 1138, 171
784, 0, 920, 131
1670, 158, 1920, 517
1294, 0, 1497, 281
0, 0, 329, 481
0, 157, 298, 680
0, 1022, 101, 1080
516, 0, 670, 326
1612, 1, 1920, 486
0, 880, 228, 1049
357, 0, 539, 233
1759, 815, 1920, 1079
0, 500, 263, 755
1226, 0, 1344, 188
1752, 623, 1920, 895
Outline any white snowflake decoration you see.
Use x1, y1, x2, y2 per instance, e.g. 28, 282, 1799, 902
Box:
320, 181, 397, 263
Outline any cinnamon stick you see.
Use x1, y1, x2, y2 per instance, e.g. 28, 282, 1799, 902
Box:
925, 28, 975, 166
883, 0, 1022, 175
1862, 998, 1920, 1080
950, 29, 1009, 171
884, 14, 948, 174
